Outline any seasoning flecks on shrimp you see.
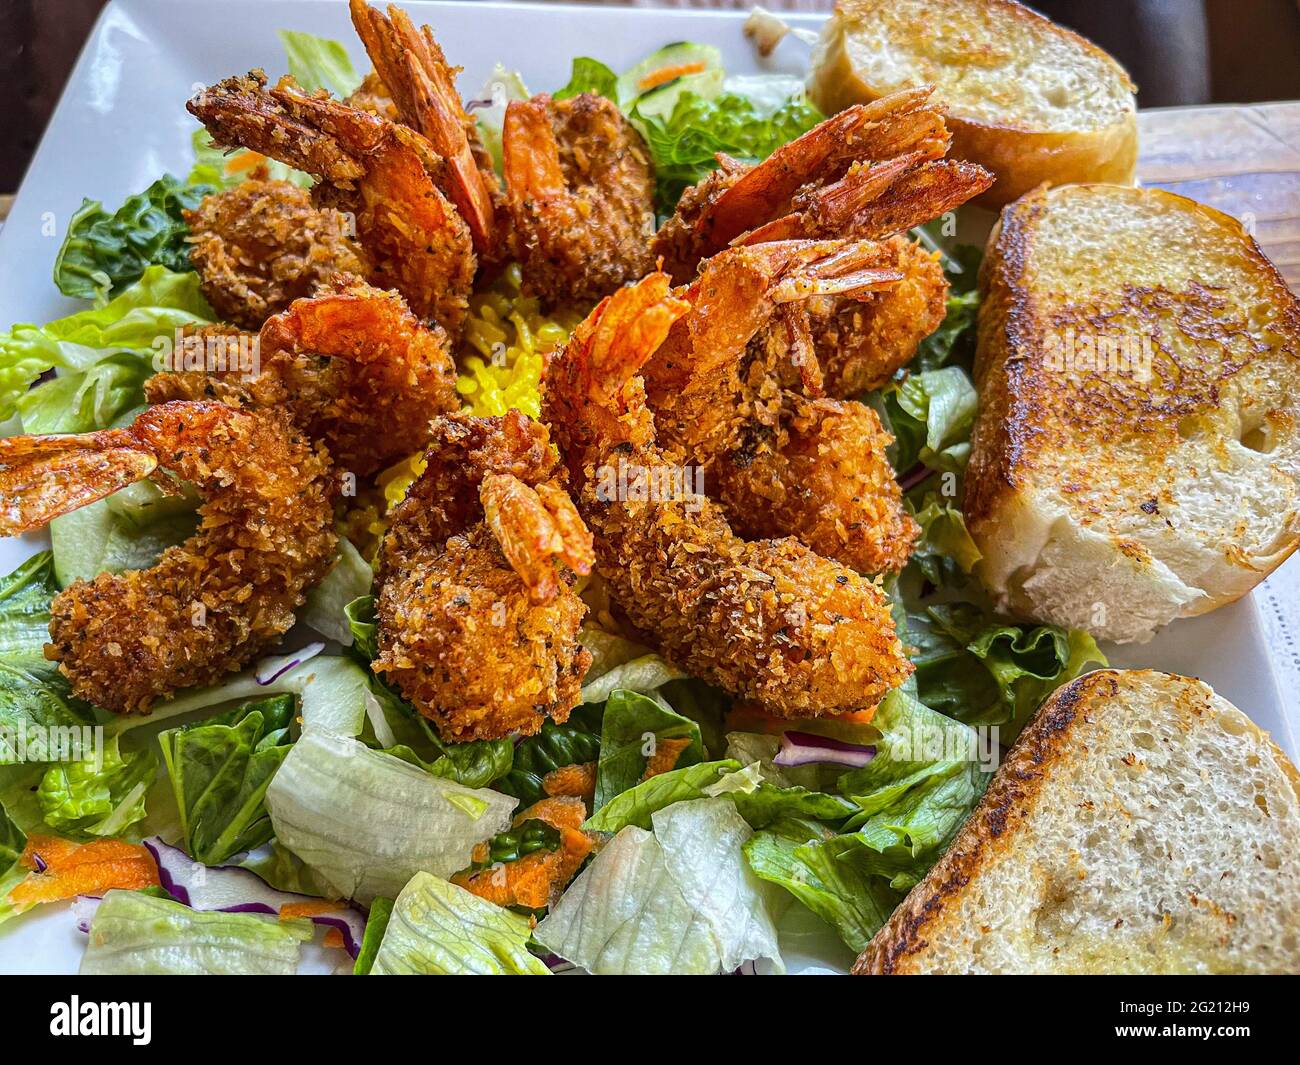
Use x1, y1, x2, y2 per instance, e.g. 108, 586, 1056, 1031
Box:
374, 411, 594, 742
0, 402, 336, 713
543, 273, 913, 718
185, 174, 370, 331
643, 241, 920, 574
188, 70, 475, 335
349, 0, 506, 266
503, 92, 656, 307
145, 276, 459, 477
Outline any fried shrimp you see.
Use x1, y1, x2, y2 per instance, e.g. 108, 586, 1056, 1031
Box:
374, 411, 594, 742
349, 0, 505, 266
503, 92, 656, 307
642, 241, 920, 574
188, 71, 475, 334
543, 273, 912, 718
185, 176, 370, 330
145, 277, 459, 477
650, 88, 988, 395
0, 402, 336, 712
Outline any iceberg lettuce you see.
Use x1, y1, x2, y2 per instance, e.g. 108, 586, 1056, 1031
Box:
80, 889, 310, 975
370, 872, 550, 975
536, 797, 782, 974
265, 729, 516, 904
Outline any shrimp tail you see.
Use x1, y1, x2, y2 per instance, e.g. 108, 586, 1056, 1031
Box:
348, 0, 501, 259
480, 473, 595, 603
0, 432, 157, 536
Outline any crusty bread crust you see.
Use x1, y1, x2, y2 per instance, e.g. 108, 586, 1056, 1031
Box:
809, 0, 1138, 207
966, 183, 1300, 642
855, 670, 1300, 974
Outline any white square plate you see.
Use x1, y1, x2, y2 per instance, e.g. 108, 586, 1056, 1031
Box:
0, 0, 1295, 974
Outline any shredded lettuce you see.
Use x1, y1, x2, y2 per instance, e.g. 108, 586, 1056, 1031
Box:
554, 57, 618, 102
369, 871, 550, 975
265, 729, 516, 904
159, 694, 295, 864
536, 798, 782, 974
80, 889, 310, 975
52, 175, 214, 304
352, 896, 393, 975
585, 759, 740, 833
0, 552, 62, 674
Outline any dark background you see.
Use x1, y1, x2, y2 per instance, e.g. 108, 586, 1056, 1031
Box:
2, 0, 1299, 194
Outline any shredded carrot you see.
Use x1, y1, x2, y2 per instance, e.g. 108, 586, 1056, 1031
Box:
542, 761, 597, 803
322, 927, 346, 950
279, 900, 344, 920
226, 150, 265, 175
637, 61, 708, 92
452, 827, 594, 910
513, 795, 587, 830
642, 736, 692, 780
8, 835, 159, 908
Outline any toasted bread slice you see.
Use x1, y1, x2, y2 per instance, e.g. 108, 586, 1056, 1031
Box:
856, 669, 1300, 974
965, 183, 1300, 643
808, 0, 1137, 206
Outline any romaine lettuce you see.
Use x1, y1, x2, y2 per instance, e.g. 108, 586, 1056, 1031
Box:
37, 736, 157, 839
80, 888, 310, 975
369, 871, 550, 975
593, 688, 703, 808
52, 175, 214, 303
277, 29, 363, 97
159, 694, 295, 864
301, 537, 372, 646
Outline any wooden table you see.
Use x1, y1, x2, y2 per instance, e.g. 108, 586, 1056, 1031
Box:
1138, 103, 1300, 292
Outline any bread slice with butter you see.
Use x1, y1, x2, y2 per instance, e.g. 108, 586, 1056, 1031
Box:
855, 669, 1300, 974
965, 183, 1300, 643
808, 0, 1137, 206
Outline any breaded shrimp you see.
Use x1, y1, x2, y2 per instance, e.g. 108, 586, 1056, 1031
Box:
503, 93, 656, 307
349, 0, 505, 266
543, 273, 912, 718
651, 88, 987, 282
650, 88, 987, 396
643, 241, 919, 573
188, 71, 475, 335
0, 402, 336, 712
145, 276, 459, 477
185, 176, 370, 330
374, 411, 594, 742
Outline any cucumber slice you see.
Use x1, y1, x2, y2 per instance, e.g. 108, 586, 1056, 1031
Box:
617, 42, 724, 116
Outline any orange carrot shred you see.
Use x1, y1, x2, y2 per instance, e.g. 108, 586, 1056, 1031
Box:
542, 761, 596, 802
641, 736, 692, 781
636, 61, 707, 92
9, 835, 159, 908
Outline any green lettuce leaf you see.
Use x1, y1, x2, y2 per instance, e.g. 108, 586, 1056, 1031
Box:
352, 896, 393, 975
909, 601, 1105, 735
2, 264, 213, 429
632, 89, 823, 212
536, 798, 782, 974
743, 818, 901, 954
554, 57, 618, 102
707, 764, 859, 829
52, 175, 214, 303
159, 694, 295, 865
907, 490, 983, 590
370, 871, 550, 975
876, 365, 979, 475
0, 551, 61, 674
585, 759, 740, 833
301, 537, 372, 646
277, 29, 363, 97
265, 729, 516, 903
80, 888, 310, 975
37, 736, 157, 838
593, 688, 704, 808
0, 805, 24, 876
495, 716, 600, 806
